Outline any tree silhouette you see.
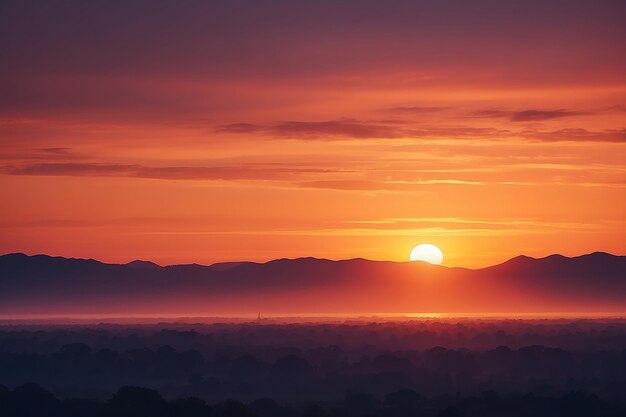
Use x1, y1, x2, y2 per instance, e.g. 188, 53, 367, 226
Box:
103, 386, 170, 417
384, 389, 422, 409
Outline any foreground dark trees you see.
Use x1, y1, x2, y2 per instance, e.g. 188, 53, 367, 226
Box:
1, 320, 626, 416
1, 383, 624, 417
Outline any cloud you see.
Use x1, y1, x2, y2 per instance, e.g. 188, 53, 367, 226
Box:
218, 119, 514, 140
408, 126, 509, 139
344, 217, 599, 231
298, 180, 390, 191
473, 108, 591, 122
511, 109, 590, 122
471, 109, 510, 119
37, 147, 72, 155
219, 119, 623, 143
297, 179, 483, 191
218, 119, 405, 139
2, 163, 337, 181
522, 128, 626, 143
387, 106, 448, 114
0, 147, 79, 163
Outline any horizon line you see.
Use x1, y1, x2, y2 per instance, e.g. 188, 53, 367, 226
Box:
2, 311, 626, 324
1, 250, 622, 271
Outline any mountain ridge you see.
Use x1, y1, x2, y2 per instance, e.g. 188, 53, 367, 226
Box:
2, 251, 621, 270
1, 251, 624, 315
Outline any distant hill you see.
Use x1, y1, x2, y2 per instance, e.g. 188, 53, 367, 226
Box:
0, 252, 624, 315
125, 260, 162, 270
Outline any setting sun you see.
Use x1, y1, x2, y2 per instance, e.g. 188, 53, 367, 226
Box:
410, 244, 444, 265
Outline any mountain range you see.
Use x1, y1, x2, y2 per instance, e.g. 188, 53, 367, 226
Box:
1, 252, 624, 315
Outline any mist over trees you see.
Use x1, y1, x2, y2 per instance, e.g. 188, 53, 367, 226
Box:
1, 319, 626, 416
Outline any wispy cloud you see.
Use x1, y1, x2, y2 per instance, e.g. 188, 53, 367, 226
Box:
2, 163, 338, 181
345, 217, 601, 231
218, 119, 514, 140
36, 147, 72, 155
511, 109, 591, 122
0, 147, 79, 162
218, 118, 624, 143
387, 106, 448, 114
217, 119, 405, 139
298, 180, 388, 191
298, 179, 484, 191
522, 128, 626, 143
473, 108, 591, 122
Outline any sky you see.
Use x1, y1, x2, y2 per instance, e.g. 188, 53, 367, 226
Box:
0, 0, 624, 268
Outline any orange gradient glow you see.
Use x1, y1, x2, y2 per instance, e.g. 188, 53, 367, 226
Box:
0, 1, 624, 268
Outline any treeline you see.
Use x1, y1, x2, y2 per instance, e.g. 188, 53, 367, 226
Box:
1, 321, 626, 414
3, 320, 626, 353
2, 341, 625, 401
2, 382, 624, 417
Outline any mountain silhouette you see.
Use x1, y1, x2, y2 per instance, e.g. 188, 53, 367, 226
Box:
0, 252, 624, 315
126, 260, 162, 270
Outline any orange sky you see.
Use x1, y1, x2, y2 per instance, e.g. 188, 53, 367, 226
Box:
0, 1, 625, 267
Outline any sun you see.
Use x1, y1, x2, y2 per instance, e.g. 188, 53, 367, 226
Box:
410, 244, 444, 265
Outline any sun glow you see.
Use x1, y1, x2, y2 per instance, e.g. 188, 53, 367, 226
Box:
410, 244, 444, 265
